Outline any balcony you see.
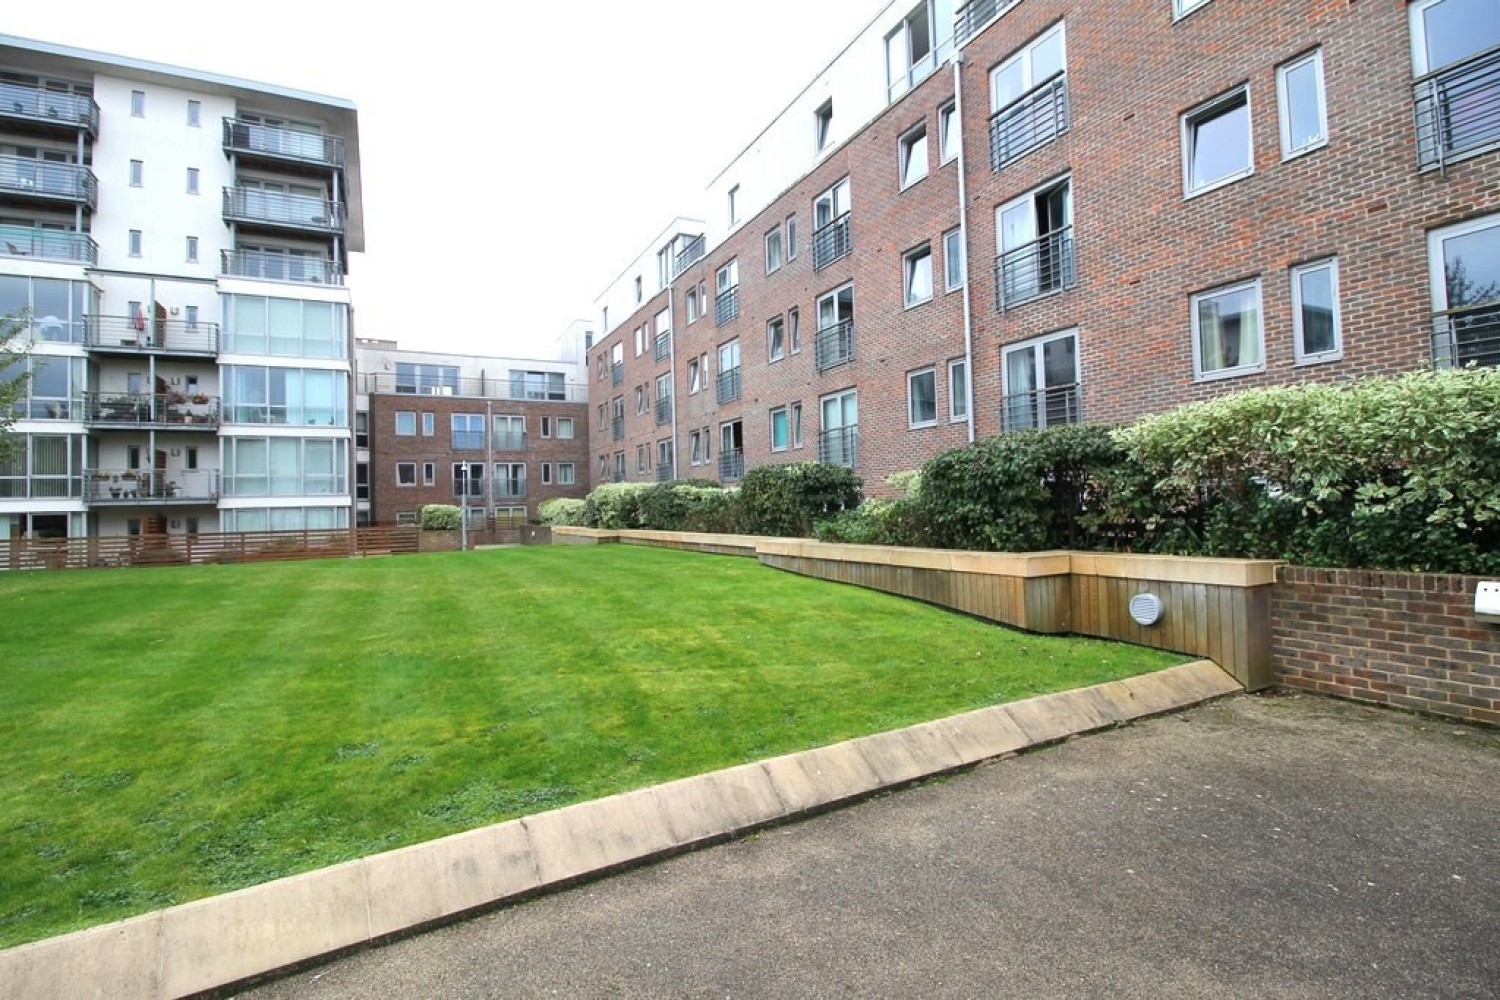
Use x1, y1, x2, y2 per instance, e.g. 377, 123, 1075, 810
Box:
85, 315, 220, 356
84, 468, 221, 506
716, 367, 741, 404
655, 396, 673, 426
656, 463, 675, 482
83, 392, 221, 430
719, 449, 744, 482
0, 224, 97, 265
611, 361, 624, 387
654, 332, 672, 362
494, 432, 527, 451
0, 81, 99, 138
361, 372, 588, 402
715, 286, 740, 326
955, 0, 1019, 46
815, 320, 855, 372
612, 416, 625, 441
812, 214, 852, 270
223, 187, 346, 236
995, 226, 1075, 311
1432, 303, 1500, 369
0, 156, 98, 212
1002, 382, 1081, 432
673, 234, 706, 277
818, 426, 858, 468
221, 248, 343, 286
991, 73, 1069, 170
222, 118, 346, 172
10, 396, 82, 420
1414, 45, 1500, 171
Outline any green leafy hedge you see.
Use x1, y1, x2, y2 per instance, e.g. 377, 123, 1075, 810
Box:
418, 504, 461, 530
538, 498, 587, 526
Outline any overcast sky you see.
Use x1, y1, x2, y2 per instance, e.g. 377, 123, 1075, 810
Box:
5, 0, 891, 360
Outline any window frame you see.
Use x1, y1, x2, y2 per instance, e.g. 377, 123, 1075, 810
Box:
766, 226, 784, 274
1172, 0, 1213, 19
907, 367, 938, 428
1181, 85, 1254, 198
1276, 48, 1328, 160
1191, 278, 1266, 381
395, 461, 416, 487
128, 230, 142, 257
939, 101, 959, 164
903, 243, 935, 307
421, 412, 435, 436
186, 99, 201, 126
770, 405, 790, 452
129, 159, 143, 187
394, 411, 416, 436
1292, 257, 1343, 365
557, 416, 575, 440
814, 100, 834, 154
943, 227, 965, 291
949, 358, 969, 422
130, 90, 145, 117
186, 167, 199, 194
786, 215, 799, 260
768, 315, 787, 363
899, 122, 929, 189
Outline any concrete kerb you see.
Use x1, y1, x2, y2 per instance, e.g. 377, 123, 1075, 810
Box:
0, 660, 1241, 1000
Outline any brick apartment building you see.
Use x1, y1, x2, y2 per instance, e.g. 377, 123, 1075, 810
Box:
355, 340, 590, 527
590, 0, 1500, 491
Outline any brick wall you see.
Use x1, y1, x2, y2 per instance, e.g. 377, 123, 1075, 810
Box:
1273, 567, 1500, 725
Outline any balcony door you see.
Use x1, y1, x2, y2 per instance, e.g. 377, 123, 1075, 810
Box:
1409, 0, 1500, 75
1429, 213, 1500, 366
997, 178, 1071, 306
1003, 330, 1079, 431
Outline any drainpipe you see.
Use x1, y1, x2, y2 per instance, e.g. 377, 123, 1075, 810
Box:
952, 51, 976, 445
666, 277, 678, 481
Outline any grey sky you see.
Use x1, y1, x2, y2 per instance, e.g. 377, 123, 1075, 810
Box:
5, 0, 890, 360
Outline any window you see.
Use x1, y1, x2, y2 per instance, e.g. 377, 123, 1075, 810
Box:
540, 415, 552, 438
636, 443, 649, 473
451, 413, 485, 450
222, 367, 349, 426
717, 339, 742, 403
715, 260, 740, 325
1278, 50, 1328, 159
944, 227, 965, 291
792, 402, 804, 447
396, 462, 417, 486
816, 285, 856, 371
886, 2, 936, 101
131, 90, 145, 117
658, 439, 674, 477
690, 430, 703, 466
494, 463, 526, 498
771, 406, 790, 452
453, 462, 485, 498
186, 236, 198, 263
813, 178, 852, 269
186, 167, 199, 194
1173, 0, 1212, 18
908, 368, 938, 426
686, 285, 701, 323
558, 463, 576, 486
996, 176, 1073, 308
355, 411, 369, 448
1192, 280, 1264, 380
1183, 86, 1253, 196
1004, 329, 1080, 430
495, 414, 526, 450
610, 343, 624, 385
728, 184, 740, 226
224, 294, 349, 359
185, 305, 199, 329
1292, 259, 1342, 364
815, 100, 834, 153
395, 411, 416, 436
396, 511, 418, 526
508, 369, 568, 401
939, 102, 959, 163
128, 230, 142, 257
634, 275, 643, 304
768, 315, 786, 362
688, 356, 702, 393
542, 463, 553, 485
634, 325, 645, 357
1430, 213, 1500, 368
187, 99, 201, 126
635, 384, 647, 414
129, 159, 143, 187
789, 308, 801, 354
720, 420, 745, 480
904, 244, 934, 306
787, 215, 798, 260
949, 358, 969, 421
557, 416, 575, 439
420, 463, 434, 486
1410, 0, 1500, 168
990, 22, 1068, 168
819, 390, 858, 467
766, 227, 784, 273
900, 124, 929, 188
614, 452, 626, 482
422, 412, 435, 436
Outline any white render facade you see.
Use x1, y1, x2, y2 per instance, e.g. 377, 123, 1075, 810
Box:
0, 33, 363, 539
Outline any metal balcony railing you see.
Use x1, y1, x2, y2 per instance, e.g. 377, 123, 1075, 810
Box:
1432, 303, 1500, 369
0, 473, 81, 500
818, 426, 858, 468
222, 118, 346, 169
222, 187, 346, 234
655, 395, 673, 426
715, 285, 740, 325
719, 449, 744, 481
815, 320, 855, 372
225, 401, 342, 427
0, 81, 100, 136
220, 248, 343, 286
716, 367, 741, 404
991, 73, 1069, 170
654, 332, 672, 362
1002, 382, 1081, 432
83, 392, 222, 429
1414, 44, 1500, 171
83, 468, 221, 504
494, 432, 527, 452
812, 213, 852, 270
494, 480, 527, 500
0, 224, 97, 265
85, 315, 220, 355
955, 0, 1019, 45
656, 463, 674, 482
612, 417, 625, 441
361, 373, 588, 402
0, 156, 98, 211
9, 395, 82, 420
995, 226, 1075, 310
673, 234, 706, 277
611, 362, 624, 387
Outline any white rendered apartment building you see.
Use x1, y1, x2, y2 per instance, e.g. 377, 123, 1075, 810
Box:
0, 33, 362, 539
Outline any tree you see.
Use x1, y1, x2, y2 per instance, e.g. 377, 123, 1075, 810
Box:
0, 311, 31, 461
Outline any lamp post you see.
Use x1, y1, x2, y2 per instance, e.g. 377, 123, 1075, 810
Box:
459, 464, 468, 552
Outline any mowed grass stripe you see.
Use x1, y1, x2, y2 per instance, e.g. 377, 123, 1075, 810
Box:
0, 545, 1183, 947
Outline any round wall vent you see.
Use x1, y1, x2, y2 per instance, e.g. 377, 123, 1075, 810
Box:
1129, 592, 1164, 627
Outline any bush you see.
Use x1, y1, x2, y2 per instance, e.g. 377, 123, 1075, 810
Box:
815, 471, 932, 546
582, 482, 654, 529
537, 498, 587, 526
637, 480, 734, 531
736, 462, 862, 537
418, 504, 461, 530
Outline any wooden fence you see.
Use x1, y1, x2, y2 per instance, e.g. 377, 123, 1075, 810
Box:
1, 526, 422, 572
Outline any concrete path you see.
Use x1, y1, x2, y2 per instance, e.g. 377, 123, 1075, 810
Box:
241, 694, 1500, 1000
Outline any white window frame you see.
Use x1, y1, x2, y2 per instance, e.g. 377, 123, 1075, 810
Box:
899, 123, 929, 189
686, 285, 700, 323
814, 100, 834, 154
421, 412, 435, 436
770, 406, 790, 452
396, 462, 416, 486
768, 315, 786, 362
907, 367, 938, 428
949, 358, 969, 422
130, 90, 145, 117
1173, 0, 1213, 19
1191, 278, 1265, 380
128, 230, 142, 257
1182, 85, 1254, 198
939, 101, 959, 164
557, 416, 575, 439
786, 215, 799, 260
186, 99, 201, 126
1277, 49, 1328, 160
1292, 258, 1343, 365
559, 462, 576, 486
690, 430, 703, 466
944, 227, 965, 291
129, 159, 143, 187
186, 236, 199, 263
423, 462, 436, 487
395, 411, 416, 436
186, 167, 199, 194
1003, 328, 1081, 430
688, 356, 703, 394
904, 244, 934, 307
766, 226, 784, 274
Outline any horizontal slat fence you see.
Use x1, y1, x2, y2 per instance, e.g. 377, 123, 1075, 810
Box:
1, 526, 421, 572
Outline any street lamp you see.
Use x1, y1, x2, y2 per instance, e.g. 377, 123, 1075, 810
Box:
458, 464, 469, 552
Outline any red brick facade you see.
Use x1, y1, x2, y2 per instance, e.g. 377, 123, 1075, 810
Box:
1273, 567, 1500, 726
590, 0, 1500, 495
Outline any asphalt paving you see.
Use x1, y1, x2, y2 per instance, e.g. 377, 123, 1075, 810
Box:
236, 693, 1500, 999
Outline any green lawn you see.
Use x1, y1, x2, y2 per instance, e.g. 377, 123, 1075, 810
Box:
0, 545, 1183, 946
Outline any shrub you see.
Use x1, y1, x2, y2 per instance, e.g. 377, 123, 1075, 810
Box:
537, 498, 587, 526
582, 482, 654, 529
736, 462, 862, 537
815, 471, 932, 545
418, 504, 461, 530
637, 480, 731, 530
